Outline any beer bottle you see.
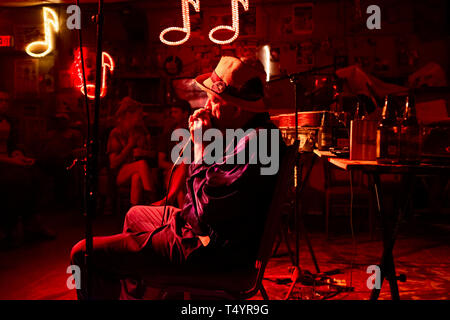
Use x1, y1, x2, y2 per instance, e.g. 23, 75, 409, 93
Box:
399, 93, 421, 164
376, 95, 399, 163
354, 102, 367, 120
318, 112, 333, 151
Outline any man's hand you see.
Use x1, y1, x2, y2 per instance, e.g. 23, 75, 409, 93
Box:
189, 108, 212, 163
189, 108, 212, 142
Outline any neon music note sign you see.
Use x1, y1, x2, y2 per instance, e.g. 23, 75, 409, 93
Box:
160, 0, 200, 46
75, 50, 115, 100
209, 0, 248, 45
26, 7, 59, 58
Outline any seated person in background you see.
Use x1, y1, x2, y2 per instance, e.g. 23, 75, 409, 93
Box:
154, 99, 191, 207
107, 97, 156, 206
0, 91, 54, 247
71, 56, 285, 300
0, 91, 35, 167
39, 112, 84, 207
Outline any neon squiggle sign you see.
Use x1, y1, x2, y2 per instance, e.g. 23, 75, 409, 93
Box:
26, 7, 59, 58
209, 0, 248, 45
160, 0, 200, 46
74, 49, 114, 100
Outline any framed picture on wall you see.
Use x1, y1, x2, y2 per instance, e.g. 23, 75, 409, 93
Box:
14, 58, 39, 97
240, 6, 257, 37
208, 14, 232, 34
207, 7, 256, 40
293, 3, 313, 34
296, 41, 314, 67
281, 16, 294, 36
190, 11, 203, 39
14, 24, 40, 51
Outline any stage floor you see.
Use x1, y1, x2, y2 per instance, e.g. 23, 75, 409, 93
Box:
1, 207, 449, 300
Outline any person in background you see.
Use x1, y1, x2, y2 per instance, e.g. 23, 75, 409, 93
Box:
0, 91, 33, 166
0, 91, 55, 248
107, 97, 156, 206
39, 112, 84, 208
154, 99, 191, 207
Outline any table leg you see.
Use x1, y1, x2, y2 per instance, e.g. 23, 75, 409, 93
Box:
369, 172, 401, 300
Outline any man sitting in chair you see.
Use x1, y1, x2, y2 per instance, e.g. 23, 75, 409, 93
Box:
70, 56, 286, 300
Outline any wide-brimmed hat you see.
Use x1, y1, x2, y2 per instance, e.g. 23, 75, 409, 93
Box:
195, 56, 267, 112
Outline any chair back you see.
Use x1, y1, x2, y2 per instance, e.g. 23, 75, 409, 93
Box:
243, 141, 298, 297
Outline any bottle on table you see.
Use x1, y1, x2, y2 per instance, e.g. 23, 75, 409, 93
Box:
399, 92, 421, 164
354, 101, 367, 120
317, 112, 333, 151
376, 95, 400, 163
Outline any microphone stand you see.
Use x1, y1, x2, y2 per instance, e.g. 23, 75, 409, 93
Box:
269, 65, 352, 299
286, 72, 321, 299
83, 0, 104, 299
268, 64, 337, 84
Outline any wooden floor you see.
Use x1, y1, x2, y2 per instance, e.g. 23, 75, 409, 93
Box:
1, 207, 449, 300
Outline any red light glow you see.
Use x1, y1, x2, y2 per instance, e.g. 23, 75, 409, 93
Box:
72, 48, 114, 100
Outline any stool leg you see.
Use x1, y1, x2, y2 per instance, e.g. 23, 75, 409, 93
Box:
325, 191, 330, 240
260, 285, 269, 300
369, 189, 375, 240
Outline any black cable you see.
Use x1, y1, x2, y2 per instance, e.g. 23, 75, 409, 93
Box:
161, 138, 191, 226
75, 1, 90, 229
76, 0, 90, 141
161, 159, 177, 226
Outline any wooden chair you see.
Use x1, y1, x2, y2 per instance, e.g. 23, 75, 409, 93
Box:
143, 142, 299, 300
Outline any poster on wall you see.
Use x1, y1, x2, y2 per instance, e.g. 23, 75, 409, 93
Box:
14, 25, 41, 51
208, 14, 232, 36
293, 3, 313, 34
14, 58, 39, 96
281, 16, 294, 36
296, 41, 314, 67
240, 6, 257, 37
190, 11, 203, 39
208, 7, 257, 39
